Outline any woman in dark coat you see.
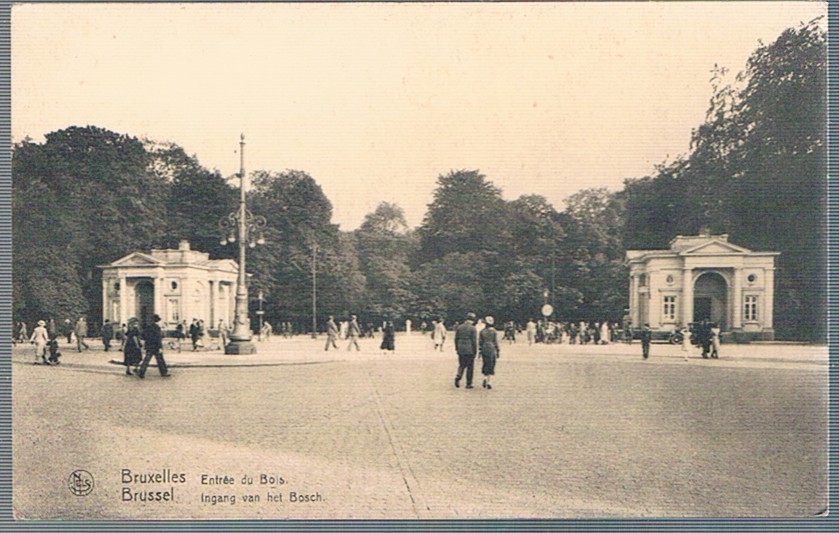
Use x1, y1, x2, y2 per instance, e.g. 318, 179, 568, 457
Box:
123, 318, 143, 375
479, 316, 500, 389
380, 320, 395, 353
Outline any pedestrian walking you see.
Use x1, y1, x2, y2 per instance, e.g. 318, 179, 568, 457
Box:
325, 316, 339, 351
101, 319, 114, 352
16, 321, 28, 345
380, 320, 395, 353
29, 320, 49, 365
640, 323, 652, 359
479, 316, 500, 389
198, 319, 208, 349
454, 312, 478, 389
346, 315, 361, 351
261, 321, 273, 340
600, 321, 610, 344
62, 318, 73, 344
432, 318, 447, 351
710, 323, 721, 359
680, 323, 691, 361
217, 319, 229, 350
698, 320, 712, 359
503, 321, 517, 344
189, 319, 200, 351
114, 322, 126, 349
123, 318, 143, 376
173, 320, 186, 352
73, 317, 90, 352
137, 315, 170, 378
526, 319, 536, 346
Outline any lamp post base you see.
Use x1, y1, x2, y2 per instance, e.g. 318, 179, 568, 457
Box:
224, 340, 258, 355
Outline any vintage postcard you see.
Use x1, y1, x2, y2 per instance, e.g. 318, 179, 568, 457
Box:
8, 1, 829, 524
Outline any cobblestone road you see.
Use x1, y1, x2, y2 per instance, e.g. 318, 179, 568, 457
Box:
11, 334, 828, 519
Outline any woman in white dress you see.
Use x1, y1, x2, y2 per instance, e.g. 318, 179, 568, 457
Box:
680, 324, 692, 361
29, 320, 49, 364
710, 323, 721, 359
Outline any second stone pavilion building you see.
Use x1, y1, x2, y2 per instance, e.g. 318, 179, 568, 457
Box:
99, 240, 239, 330
625, 233, 779, 341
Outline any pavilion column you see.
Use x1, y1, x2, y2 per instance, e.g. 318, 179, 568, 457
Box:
119, 274, 128, 327
681, 268, 693, 326
219, 282, 227, 326
155, 269, 165, 325
764, 267, 775, 331
731, 269, 743, 330
101, 278, 109, 325
209, 280, 216, 327
630, 275, 638, 325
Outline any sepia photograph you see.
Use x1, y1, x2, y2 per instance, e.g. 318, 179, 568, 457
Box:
8, 0, 829, 524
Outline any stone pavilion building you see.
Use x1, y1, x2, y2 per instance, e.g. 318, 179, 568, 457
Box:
625, 233, 779, 341
99, 240, 239, 330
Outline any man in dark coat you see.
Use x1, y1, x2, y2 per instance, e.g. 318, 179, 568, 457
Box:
101, 319, 114, 352
454, 312, 478, 389
189, 319, 200, 351
640, 323, 652, 359
698, 320, 712, 359
137, 314, 170, 378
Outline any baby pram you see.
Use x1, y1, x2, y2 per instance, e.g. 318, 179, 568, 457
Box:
46, 338, 61, 365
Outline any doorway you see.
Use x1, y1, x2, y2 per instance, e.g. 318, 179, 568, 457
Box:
693, 297, 712, 322
135, 280, 154, 327
693, 272, 728, 328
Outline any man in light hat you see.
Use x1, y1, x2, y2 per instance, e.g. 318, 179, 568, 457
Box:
74, 316, 90, 352
346, 315, 361, 351
29, 320, 49, 364
137, 314, 170, 378
454, 312, 478, 389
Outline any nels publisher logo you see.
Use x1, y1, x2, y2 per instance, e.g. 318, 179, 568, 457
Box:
69, 470, 94, 496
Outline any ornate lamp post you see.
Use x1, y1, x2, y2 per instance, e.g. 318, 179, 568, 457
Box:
219, 134, 266, 354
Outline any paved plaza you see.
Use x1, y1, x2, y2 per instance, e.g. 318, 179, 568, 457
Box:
11, 333, 828, 519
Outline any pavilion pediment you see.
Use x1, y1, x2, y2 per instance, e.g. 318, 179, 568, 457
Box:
109, 252, 164, 267
681, 240, 751, 255
209, 259, 239, 272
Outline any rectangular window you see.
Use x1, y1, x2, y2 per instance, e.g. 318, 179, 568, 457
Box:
663, 295, 677, 321
168, 298, 180, 324
744, 295, 758, 321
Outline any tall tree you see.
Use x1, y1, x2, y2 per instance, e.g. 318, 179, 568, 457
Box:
726, 20, 826, 339
246, 169, 366, 330
148, 141, 238, 257
560, 188, 627, 321
416, 170, 508, 262
355, 202, 416, 322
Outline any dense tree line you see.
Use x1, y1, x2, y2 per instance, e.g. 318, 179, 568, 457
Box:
12, 20, 824, 339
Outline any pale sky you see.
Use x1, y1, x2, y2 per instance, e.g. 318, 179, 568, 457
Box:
12, 2, 825, 230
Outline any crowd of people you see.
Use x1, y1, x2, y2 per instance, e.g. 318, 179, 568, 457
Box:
17, 314, 171, 378
16, 309, 723, 381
